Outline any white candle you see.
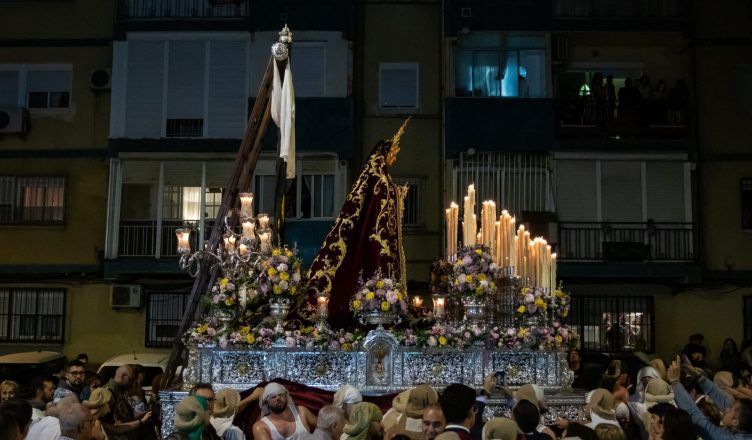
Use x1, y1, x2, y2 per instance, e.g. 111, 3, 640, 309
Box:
259, 230, 272, 254
412, 296, 423, 309
175, 228, 191, 253
223, 235, 236, 253
434, 296, 446, 318
238, 243, 249, 255
258, 213, 270, 230
242, 220, 256, 240
317, 294, 329, 319
239, 192, 254, 218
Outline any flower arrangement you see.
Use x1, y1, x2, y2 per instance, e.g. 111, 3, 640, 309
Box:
430, 260, 452, 295
451, 245, 497, 298
502, 322, 578, 351
550, 283, 571, 319
256, 246, 304, 302
350, 271, 408, 317
515, 286, 549, 319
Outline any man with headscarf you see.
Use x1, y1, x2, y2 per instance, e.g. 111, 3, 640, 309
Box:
343, 402, 383, 440
332, 385, 363, 422
210, 388, 245, 440
253, 382, 316, 440
386, 385, 438, 440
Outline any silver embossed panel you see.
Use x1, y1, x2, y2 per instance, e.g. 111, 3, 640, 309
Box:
214, 351, 268, 384
401, 351, 469, 386
286, 351, 359, 388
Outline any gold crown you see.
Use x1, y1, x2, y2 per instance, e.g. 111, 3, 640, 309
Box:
391, 116, 412, 148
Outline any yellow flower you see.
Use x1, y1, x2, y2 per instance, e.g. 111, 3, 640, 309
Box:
365, 291, 375, 300
224, 297, 234, 306
517, 305, 526, 314
376, 281, 385, 289
273, 285, 283, 295
197, 323, 208, 334
465, 275, 473, 283
490, 282, 496, 289
286, 250, 293, 257
555, 335, 563, 345
521, 287, 531, 294
341, 343, 352, 352
438, 336, 448, 346
475, 287, 484, 295
241, 326, 250, 335
219, 278, 229, 289
518, 327, 528, 338
475, 249, 482, 255
396, 292, 403, 301
555, 289, 565, 298
478, 274, 486, 281
312, 330, 319, 338
352, 300, 362, 310
246, 334, 255, 344
290, 286, 297, 294
535, 298, 546, 309
279, 272, 290, 281
561, 310, 568, 318
380, 301, 390, 312
272, 249, 281, 256
267, 267, 277, 276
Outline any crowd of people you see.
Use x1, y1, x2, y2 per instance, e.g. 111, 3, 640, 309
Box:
1, 335, 752, 439
565, 73, 691, 136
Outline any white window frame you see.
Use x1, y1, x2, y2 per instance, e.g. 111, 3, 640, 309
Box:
0, 64, 73, 115
379, 62, 420, 112
392, 175, 425, 229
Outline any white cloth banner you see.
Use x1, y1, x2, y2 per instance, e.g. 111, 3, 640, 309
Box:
271, 58, 296, 179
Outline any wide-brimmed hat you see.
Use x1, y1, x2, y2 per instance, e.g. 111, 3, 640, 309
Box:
482, 417, 519, 440
213, 388, 240, 418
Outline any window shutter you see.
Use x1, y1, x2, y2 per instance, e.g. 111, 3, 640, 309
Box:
208, 40, 247, 138
122, 161, 160, 183
205, 161, 233, 187
163, 162, 202, 186
646, 162, 685, 222
555, 160, 597, 221
380, 64, 418, 109
126, 41, 165, 137
0, 71, 19, 106
293, 43, 326, 97
167, 41, 205, 119
26, 70, 70, 93
601, 161, 642, 222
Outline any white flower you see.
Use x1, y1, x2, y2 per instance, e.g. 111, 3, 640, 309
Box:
279, 280, 289, 290
277, 263, 288, 272
384, 278, 394, 287
480, 280, 488, 289
284, 337, 296, 347
524, 293, 535, 303
427, 336, 437, 347
292, 272, 301, 282
386, 290, 398, 304
458, 274, 467, 284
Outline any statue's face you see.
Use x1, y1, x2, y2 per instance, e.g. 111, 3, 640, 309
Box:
386, 144, 400, 166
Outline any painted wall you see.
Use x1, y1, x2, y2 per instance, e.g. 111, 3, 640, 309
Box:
0, 46, 112, 150
0, 158, 107, 265
0, 0, 113, 39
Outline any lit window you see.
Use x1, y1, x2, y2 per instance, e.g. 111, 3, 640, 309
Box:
0, 176, 65, 225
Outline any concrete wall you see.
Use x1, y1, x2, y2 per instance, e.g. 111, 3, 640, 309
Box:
0, 0, 113, 39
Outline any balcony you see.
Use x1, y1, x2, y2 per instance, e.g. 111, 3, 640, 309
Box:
444, 98, 555, 157
554, 98, 691, 149
558, 221, 695, 262
555, 221, 701, 282
552, 0, 690, 31
118, 0, 248, 20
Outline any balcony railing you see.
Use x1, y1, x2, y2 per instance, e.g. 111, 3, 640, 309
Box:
118, 0, 249, 20
557, 222, 695, 262
555, 98, 689, 140
553, 0, 686, 18
118, 220, 215, 258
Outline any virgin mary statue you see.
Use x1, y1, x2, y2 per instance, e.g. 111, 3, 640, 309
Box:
304, 120, 410, 329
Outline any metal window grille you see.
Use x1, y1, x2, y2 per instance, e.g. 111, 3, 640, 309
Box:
145, 290, 189, 348
166, 118, 204, 137
0, 288, 65, 343
568, 295, 654, 353
301, 174, 336, 219
392, 176, 424, 227
121, 0, 250, 19
0, 176, 65, 225
453, 152, 553, 216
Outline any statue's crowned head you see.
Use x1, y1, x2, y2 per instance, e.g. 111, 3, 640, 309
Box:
385, 116, 411, 167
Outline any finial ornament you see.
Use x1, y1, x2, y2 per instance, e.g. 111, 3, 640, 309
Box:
271, 25, 293, 61
391, 116, 412, 148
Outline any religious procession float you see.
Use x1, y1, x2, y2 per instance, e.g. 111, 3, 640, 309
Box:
159, 27, 584, 437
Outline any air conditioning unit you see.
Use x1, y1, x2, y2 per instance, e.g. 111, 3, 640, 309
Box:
554, 36, 569, 61
89, 68, 111, 90
110, 284, 142, 308
0, 107, 29, 134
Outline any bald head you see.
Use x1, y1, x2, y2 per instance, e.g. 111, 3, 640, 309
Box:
59, 403, 94, 438
114, 365, 134, 387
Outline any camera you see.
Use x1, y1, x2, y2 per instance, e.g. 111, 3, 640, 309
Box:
494, 370, 506, 389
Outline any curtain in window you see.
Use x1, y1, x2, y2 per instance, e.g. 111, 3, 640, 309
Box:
181, 187, 201, 221
472, 51, 502, 97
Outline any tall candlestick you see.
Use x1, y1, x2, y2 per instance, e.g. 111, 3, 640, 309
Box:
258, 230, 272, 254
463, 184, 476, 246
223, 234, 236, 253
